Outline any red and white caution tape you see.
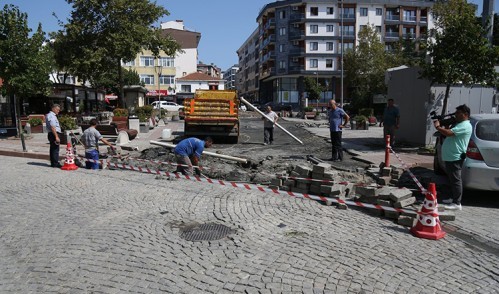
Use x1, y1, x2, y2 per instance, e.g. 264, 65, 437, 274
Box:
388, 147, 427, 194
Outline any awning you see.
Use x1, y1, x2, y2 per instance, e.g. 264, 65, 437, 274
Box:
105, 94, 119, 100
146, 90, 171, 96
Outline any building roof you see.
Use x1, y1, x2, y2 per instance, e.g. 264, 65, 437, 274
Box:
177, 72, 222, 81
161, 28, 201, 49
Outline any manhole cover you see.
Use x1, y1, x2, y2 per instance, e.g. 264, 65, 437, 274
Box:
179, 223, 234, 242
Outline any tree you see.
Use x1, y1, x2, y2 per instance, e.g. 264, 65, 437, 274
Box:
51, 0, 182, 108
344, 24, 388, 110
303, 77, 324, 102
422, 0, 498, 115
0, 4, 53, 150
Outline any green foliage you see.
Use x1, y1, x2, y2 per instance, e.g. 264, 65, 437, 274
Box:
0, 4, 53, 98
135, 105, 153, 122
421, 0, 498, 114
58, 115, 77, 130
303, 77, 324, 101
303, 106, 314, 112
344, 25, 389, 110
51, 0, 182, 106
359, 108, 374, 117
27, 117, 42, 127
113, 108, 129, 117
354, 115, 368, 124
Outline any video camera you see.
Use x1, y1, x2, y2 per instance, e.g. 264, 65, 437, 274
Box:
430, 111, 456, 128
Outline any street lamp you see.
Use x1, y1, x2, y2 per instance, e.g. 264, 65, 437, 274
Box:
154, 63, 163, 118
340, 0, 344, 107
315, 71, 319, 109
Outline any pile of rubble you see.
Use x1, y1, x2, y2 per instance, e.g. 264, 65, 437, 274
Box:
269, 162, 455, 227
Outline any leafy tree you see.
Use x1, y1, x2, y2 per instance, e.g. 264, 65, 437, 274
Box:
344, 24, 388, 110
91, 67, 143, 95
0, 4, 52, 150
303, 77, 324, 102
389, 36, 426, 67
422, 0, 498, 115
51, 0, 182, 107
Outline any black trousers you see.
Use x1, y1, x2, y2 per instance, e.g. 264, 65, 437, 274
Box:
330, 131, 343, 160
444, 159, 465, 205
264, 127, 274, 144
48, 132, 61, 166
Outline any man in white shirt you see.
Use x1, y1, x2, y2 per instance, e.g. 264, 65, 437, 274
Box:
262, 105, 278, 145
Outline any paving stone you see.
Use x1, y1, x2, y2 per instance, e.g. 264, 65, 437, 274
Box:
384, 210, 400, 220
377, 176, 391, 185
312, 163, 331, 174
439, 211, 456, 221
356, 186, 379, 197
393, 196, 416, 208
322, 171, 338, 180
389, 187, 413, 202
270, 178, 282, 187
398, 216, 416, 227
294, 165, 312, 177
376, 200, 392, 207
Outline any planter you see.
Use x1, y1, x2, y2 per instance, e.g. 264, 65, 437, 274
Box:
128, 117, 140, 131
31, 125, 44, 133
112, 116, 128, 129
304, 112, 316, 119
139, 123, 149, 133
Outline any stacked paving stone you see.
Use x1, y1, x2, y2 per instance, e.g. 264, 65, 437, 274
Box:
272, 162, 455, 227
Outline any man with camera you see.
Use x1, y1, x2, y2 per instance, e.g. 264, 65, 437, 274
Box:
433, 104, 472, 210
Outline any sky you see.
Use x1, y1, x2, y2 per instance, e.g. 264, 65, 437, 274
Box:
5, 0, 492, 71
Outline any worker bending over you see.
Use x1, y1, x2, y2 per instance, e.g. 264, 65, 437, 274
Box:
174, 137, 213, 176
81, 119, 114, 169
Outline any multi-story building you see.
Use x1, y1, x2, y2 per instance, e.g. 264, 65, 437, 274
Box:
125, 20, 201, 104
197, 62, 221, 78
236, 27, 260, 102
223, 65, 239, 90
239, 0, 435, 108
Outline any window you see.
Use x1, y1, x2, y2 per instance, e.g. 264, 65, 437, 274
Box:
342, 42, 354, 51
326, 59, 333, 68
326, 42, 334, 51
140, 74, 154, 85
342, 25, 355, 36
279, 10, 286, 19
342, 7, 355, 18
279, 27, 286, 36
122, 60, 135, 66
360, 8, 368, 16
160, 75, 175, 85
327, 7, 334, 15
310, 7, 318, 16
376, 26, 382, 33
309, 59, 318, 68
160, 57, 174, 67
181, 85, 191, 93
279, 61, 286, 69
310, 25, 318, 34
310, 42, 318, 51
326, 25, 334, 32
279, 44, 285, 52
404, 10, 416, 22
376, 8, 383, 16
140, 56, 155, 67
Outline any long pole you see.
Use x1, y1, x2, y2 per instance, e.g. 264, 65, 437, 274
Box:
240, 97, 304, 145
340, 0, 344, 107
150, 141, 248, 163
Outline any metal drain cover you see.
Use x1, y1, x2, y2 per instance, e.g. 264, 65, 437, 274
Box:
180, 223, 233, 241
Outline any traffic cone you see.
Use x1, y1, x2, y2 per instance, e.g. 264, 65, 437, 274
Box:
61, 142, 78, 171
410, 183, 446, 240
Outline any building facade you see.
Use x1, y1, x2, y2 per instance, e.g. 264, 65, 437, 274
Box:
239, 0, 435, 108
223, 65, 239, 90
236, 27, 260, 102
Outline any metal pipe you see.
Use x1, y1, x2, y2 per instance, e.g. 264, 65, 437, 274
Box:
240, 97, 304, 145
149, 140, 248, 163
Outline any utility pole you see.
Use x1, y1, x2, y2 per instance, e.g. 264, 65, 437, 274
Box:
340, 0, 344, 107
155, 62, 163, 119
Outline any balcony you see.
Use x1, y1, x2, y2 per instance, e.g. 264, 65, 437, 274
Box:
289, 13, 305, 23
288, 65, 305, 74
288, 48, 305, 56
288, 31, 305, 41
402, 16, 416, 23
264, 18, 276, 30
401, 33, 416, 39
261, 35, 276, 49
260, 67, 276, 79
385, 14, 400, 22
341, 13, 355, 20
420, 16, 428, 23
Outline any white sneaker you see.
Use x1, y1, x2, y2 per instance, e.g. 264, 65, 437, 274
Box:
443, 203, 462, 211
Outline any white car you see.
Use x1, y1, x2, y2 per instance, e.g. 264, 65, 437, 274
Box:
151, 101, 183, 112
240, 104, 247, 111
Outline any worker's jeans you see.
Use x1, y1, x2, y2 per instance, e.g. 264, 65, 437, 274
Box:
264, 127, 274, 144
85, 149, 100, 170
330, 131, 343, 161
176, 154, 193, 175
444, 159, 465, 205
48, 132, 61, 167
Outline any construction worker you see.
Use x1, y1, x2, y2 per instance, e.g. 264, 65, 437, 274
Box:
81, 119, 114, 169
174, 137, 213, 176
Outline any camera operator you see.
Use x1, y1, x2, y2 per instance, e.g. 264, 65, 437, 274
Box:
433, 104, 472, 210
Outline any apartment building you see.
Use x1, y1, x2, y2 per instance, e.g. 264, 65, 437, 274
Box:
223, 65, 239, 90
236, 27, 260, 102
124, 20, 201, 104
197, 62, 222, 78
240, 0, 434, 107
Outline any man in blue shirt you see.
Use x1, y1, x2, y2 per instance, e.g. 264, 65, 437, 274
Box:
433, 104, 472, 210
46, 104, 62, 168
174, 137, 213, 175
328, 100, 349, 162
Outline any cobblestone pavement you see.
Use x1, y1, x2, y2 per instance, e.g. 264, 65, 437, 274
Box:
1, 155, 498, 293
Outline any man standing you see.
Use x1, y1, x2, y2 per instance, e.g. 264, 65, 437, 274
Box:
174, 137, 213, 176
81, 119, 115, 170
380, 98, 400, 147
46, 104, 62, 168
262, 105, 278, 145
328, 100, 349, 161
433, 104, 472, 211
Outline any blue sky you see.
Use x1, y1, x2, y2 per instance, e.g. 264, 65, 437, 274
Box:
5, 0, 490, 70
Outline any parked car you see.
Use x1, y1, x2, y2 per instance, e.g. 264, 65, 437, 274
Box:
434, 114, 499, 191
150, 101, 183, 112
260, 102, 292, 112
240, 104, 247, 111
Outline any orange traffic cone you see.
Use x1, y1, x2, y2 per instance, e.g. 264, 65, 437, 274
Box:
410, 183, 446, 240
61, 142, 78, 171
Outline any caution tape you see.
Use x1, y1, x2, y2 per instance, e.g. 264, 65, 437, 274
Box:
73, 156, 421, 215
388, 146, 427, 194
